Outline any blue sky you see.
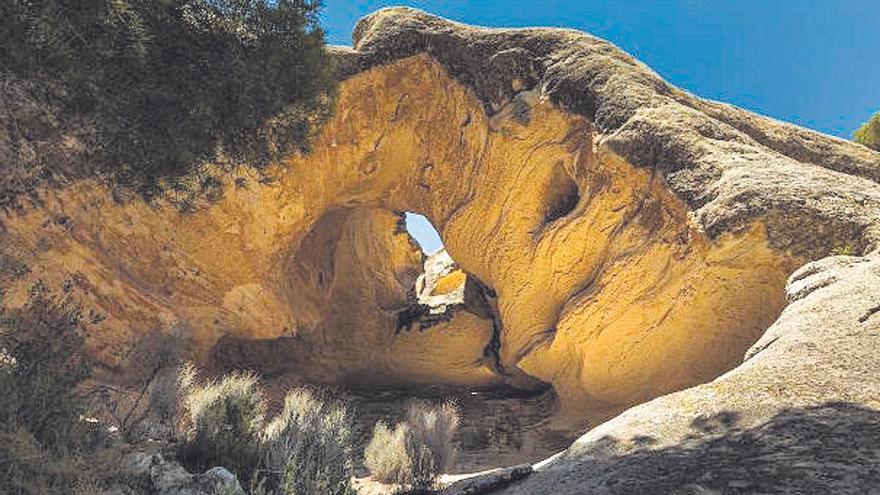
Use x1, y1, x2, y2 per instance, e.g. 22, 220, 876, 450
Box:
321, 0, 880, 253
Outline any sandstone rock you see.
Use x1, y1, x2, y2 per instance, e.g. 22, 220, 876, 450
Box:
495, 254, 880, 494
1, 7, 879, 492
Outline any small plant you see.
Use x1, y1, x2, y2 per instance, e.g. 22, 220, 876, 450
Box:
854, 112, 880, 151
364, 421, 413, 485
179, 371, 267, 480
364, 400, 460, 492
830, 244, 855, 256
260, 388, 356, 495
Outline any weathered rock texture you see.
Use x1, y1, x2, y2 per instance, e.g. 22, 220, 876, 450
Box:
2, 8, 880, 489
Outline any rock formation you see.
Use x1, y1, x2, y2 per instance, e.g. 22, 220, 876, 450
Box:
2, 7, 879, 492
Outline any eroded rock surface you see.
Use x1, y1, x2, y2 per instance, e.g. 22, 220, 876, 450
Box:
497, 254, 880, 494
2, 8, 879, 488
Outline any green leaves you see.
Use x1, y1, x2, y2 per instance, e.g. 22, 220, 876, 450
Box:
854, 112, 880, 151
1, 0, 335, 199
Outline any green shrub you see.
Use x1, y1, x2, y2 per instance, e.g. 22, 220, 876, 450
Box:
180, 371, 267, 480
364, 400, 460, 491
0, 283, 91, 448
0, 0, 335, 205
0, 284, 125, 495
260, 388, 356, 495
854, 112, 880, 151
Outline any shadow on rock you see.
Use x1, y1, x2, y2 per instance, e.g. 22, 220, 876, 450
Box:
502, 402, 880, 494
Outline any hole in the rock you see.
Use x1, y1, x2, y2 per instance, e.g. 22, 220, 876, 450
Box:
404, 211, 444, 254
543, 167, 580, 225
213, 207, 575, 476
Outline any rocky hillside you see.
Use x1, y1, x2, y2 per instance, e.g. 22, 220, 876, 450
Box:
2, 7, 879, 493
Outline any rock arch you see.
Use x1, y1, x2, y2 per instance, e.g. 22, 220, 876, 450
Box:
2, 8, 878, 440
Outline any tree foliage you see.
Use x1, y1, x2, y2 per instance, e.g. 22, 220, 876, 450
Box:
854, 112, 880, 151
1, 0, 334, 201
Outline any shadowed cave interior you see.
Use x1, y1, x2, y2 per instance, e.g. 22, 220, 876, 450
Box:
210, 209, 574, 473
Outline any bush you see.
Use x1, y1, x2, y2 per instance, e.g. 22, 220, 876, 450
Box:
364, 400, 460, 491
89, 328, 191, 442
0, 283, 91, 447
179, 372, 357, 494
260, 388, 356, 495
364, 421, 413, 485
179, 371, 267, 480
855, 112, 880, 151
0, 283, 125, 495
0, 0, 335, 205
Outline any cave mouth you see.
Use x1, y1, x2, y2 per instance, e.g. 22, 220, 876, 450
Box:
211, 197, 791, 477
209, 206, 573, 473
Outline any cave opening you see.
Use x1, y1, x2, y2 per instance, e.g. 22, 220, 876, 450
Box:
404, 211, 444, 254
384, 211, 573, 473
212, 206, 571, 474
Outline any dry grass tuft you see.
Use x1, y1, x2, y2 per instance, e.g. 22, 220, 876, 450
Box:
364, 400, 460, 491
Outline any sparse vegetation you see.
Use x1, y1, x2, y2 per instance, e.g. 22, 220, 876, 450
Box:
0, 253, 30, 281
180, 371, 267, 480
854, 112, 880, 151
179, 370, 357, 494
261, 388, 357, 495
364, 400, 460, 492
830, 244, 855, 256
0, 0, 335, 207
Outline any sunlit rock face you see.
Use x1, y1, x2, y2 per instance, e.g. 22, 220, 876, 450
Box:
2, 8, 879, 437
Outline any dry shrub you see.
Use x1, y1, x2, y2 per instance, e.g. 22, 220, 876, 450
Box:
364, 400, 460, 491
260, 388, 356, 495
178, 372, 356, 494
89, 328, 191, 442
364, 421, 413, 485
179, 371, 267, 479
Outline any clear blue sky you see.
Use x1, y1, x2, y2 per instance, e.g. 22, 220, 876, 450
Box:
321, 0, 880, 254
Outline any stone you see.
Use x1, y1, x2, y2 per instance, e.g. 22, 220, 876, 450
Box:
122, 452, 245, 495
494, 253, 880, 493
202, 467, 244, 494
440, 464, 533, 494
